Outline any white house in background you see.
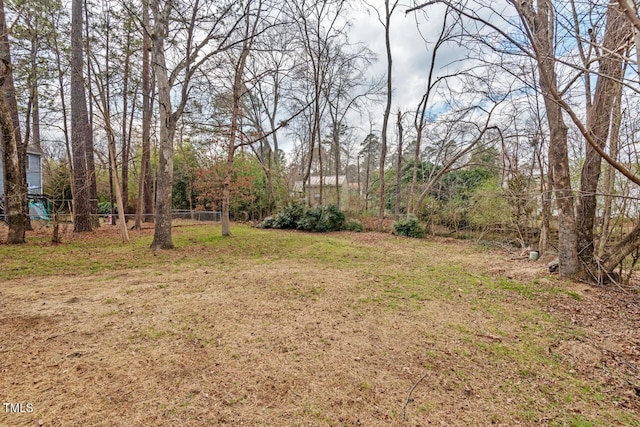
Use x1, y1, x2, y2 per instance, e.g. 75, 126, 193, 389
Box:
0, 145, 44, 196
293, 175, 350, 209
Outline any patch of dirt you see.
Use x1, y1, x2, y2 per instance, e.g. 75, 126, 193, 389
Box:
546, 281, 640, 402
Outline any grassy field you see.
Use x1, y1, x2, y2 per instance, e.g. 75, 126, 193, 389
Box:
1, 222, 639, 426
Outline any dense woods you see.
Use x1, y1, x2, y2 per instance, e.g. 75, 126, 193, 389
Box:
2, 0, 640, 282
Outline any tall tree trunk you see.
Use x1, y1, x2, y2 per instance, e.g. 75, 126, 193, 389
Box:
597, 75, 624, 259
108, 145, 115, 218
0, 61, 24, 244
334, 123, 340, 209
93, 64, 130, 242
520, 0, 579, 277
395, 110, 403, 220
221, 60, 244, 237
135, 0, 153, 229
30, 35, 41, 154
52, 27, 72, 182
544, 80, 579, 278
0, 0, 27, 242
318, 129, 323, 205
71, 0, 93, 232
103, 13, 115, 220
84, 0, 98, 227
222, 2, 257, 236
356, 155, 360, 199
576, 3, 631, 278
409, 124, 422, 215
364, 151, 371, 211
23, 24, 37, 232
378, 0, 396, 231
121, 30, 132, 217
150, 2, 176, 249
304, 137, 313, 207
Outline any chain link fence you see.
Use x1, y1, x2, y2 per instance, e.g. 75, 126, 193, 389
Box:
0, 201, 222, 224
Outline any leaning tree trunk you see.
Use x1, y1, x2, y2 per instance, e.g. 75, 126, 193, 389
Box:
603, 221, 640, 273
107, 132, 129, 243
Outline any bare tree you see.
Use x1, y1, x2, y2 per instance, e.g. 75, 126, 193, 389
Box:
412, 99, 505, 211
221, 0, 315, 235
120, 11, 135, 218
514, 0, 580, 276
92, 87, 130, 242
408, 8, 458, 214
134, 0, 153, 229
87, 14, 131, 243
149, 0, 243, 249
575, 4, 631, 278
221, 0, 263, 237
244, 27, 293, 214
50, 7, 73, 182
409, 0, 640, 279
322, 39, 379, 209
286, 0, 346, 206
365, 0, 399, 230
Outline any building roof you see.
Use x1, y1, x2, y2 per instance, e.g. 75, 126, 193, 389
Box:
293, 175, 347, 192
0, 144, 44, 155
27, 143, 44, 155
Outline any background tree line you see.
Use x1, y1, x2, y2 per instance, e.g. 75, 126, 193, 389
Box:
3, 0, 640, 283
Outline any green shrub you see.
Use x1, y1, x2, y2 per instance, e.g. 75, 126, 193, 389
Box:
296, 208, 321, 231
258, 202, 305, 229
321, 204, 346, 232
258, 216, 277, 229
297, 204, 345, 232
393, 215, 425, 238
345, 219, 364, 232
274, 202, 305, 228
259, 203, 345, 232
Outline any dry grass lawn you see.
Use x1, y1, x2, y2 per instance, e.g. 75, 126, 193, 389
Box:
0, 222, 639, 426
